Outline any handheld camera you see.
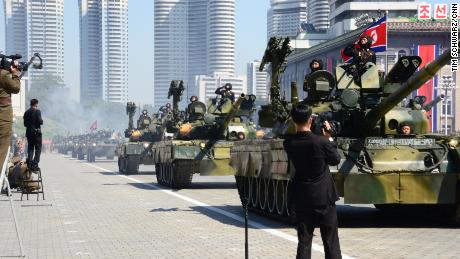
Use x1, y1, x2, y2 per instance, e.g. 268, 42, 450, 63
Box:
0, 53, 43, 79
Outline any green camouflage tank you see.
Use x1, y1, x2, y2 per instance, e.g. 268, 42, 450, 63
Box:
231, 37, 460, 223
152, 87, 257, 189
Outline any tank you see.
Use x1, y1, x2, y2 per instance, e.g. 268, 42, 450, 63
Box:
232, 38, 460, 222
86, 130, 119, 162
152, 88, 257, 189
117, 80, 184, 174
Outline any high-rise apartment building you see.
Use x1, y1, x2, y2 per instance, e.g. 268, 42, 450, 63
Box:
267, 0, 307, 39
247, 60, 268, 104
154, 0, 188, 108
207, 0, 235, 75
4, 0, 27, 58
27, 0, 65, 87
194, 72, 246, 103
154, 0, 236, 108
79, 0, 129, 103
307, 0, 329, 31
79, 0, 102, 101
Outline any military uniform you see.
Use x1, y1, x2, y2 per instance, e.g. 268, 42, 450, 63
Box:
343, 35, 376, 86
0, 69, 21, 169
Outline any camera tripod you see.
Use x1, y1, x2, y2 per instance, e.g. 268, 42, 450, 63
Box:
0, 146, 25, 257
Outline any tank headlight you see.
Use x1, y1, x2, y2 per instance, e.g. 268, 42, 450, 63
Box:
143, 143, 150, 148
448, 138, 459, 149
199, 142, 206, 149
237, 132, 245, 140
83, 144, 86, 147
230, 131, 237, 139
92, 143, 97, 147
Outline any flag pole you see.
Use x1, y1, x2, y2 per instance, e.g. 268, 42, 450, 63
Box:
385, 11, 389, 74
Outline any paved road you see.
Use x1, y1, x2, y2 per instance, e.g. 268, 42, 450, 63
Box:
1, 153, 459, 258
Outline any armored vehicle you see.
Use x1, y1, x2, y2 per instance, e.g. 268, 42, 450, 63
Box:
86, 130, 119, 162
117, 80, 185, 174
231, 37, 460, 222
152, 84, 257, 189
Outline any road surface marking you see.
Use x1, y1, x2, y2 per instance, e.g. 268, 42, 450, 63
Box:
85, 163, 354, 259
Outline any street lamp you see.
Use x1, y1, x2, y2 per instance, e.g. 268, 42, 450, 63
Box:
439, 75, 456, 135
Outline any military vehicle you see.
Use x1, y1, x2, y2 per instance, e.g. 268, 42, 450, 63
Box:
117, 80, 185, 174
231, 37, 460, 222
86, 130, 119, 162
152, 83, 257, 189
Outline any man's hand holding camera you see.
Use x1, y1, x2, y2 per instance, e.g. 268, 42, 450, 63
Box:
321, 120, 333, 139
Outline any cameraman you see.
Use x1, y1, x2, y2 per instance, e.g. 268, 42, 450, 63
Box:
283, 103, 342, 259
24, 99, 43, 171
0, 66, 21, 170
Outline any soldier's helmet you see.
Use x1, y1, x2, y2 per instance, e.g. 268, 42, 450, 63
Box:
166, 103, 171, 108
190, 95, 198, 102
224, 83, 232, 91
142, 109, 148, 115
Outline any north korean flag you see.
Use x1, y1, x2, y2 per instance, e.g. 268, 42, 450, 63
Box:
341, 16, 387, 63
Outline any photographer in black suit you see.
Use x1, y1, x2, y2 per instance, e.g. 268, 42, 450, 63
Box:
283, 103, 342, 259
23, 98, 43, 171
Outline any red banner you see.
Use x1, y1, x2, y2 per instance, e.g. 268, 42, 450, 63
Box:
416, 45, 436, 130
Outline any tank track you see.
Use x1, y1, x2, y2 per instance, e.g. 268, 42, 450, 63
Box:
156, 160, 194, 189
235, 176, 295, 223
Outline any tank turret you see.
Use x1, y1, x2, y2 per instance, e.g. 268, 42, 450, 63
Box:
363, 49, 451, 133
302, 49, 452, 137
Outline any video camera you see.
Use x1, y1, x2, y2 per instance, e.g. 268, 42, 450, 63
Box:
0, 52, 43, 78
310, 112, 342, 136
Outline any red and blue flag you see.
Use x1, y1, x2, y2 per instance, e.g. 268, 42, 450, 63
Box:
341, 16, 387, 63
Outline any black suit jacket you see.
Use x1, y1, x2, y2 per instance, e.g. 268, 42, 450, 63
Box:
23, 107, 43, 135
283, 131, 340, 208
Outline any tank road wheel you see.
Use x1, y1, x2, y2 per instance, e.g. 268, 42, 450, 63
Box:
118, 157, 126, 174
166, 163, 173, 186
275, 180, 286, 216
250, 177, 258, 208
267, 179, 276, 213
169, 161, 193, 189
125, 156, 140, 175
258, 178, 268, 210
155, 163, 161, 183
285, 180, 294, 217
235, 176, 251, 206
160, 164, 166, 184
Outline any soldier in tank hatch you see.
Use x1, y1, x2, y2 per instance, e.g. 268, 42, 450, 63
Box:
343, 35, 376, 86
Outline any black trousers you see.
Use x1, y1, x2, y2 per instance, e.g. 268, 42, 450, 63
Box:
296, 204, 342, 259
26, 132, 42, 165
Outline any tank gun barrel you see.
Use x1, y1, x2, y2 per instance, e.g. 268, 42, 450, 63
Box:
219, 94, 245, 137
363, 49, 451, 131
423, 94, 445, 112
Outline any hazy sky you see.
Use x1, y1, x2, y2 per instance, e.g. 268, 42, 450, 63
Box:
0, 0, 454, 104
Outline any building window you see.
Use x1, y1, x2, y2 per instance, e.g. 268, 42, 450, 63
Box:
441, 100, 452, 116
